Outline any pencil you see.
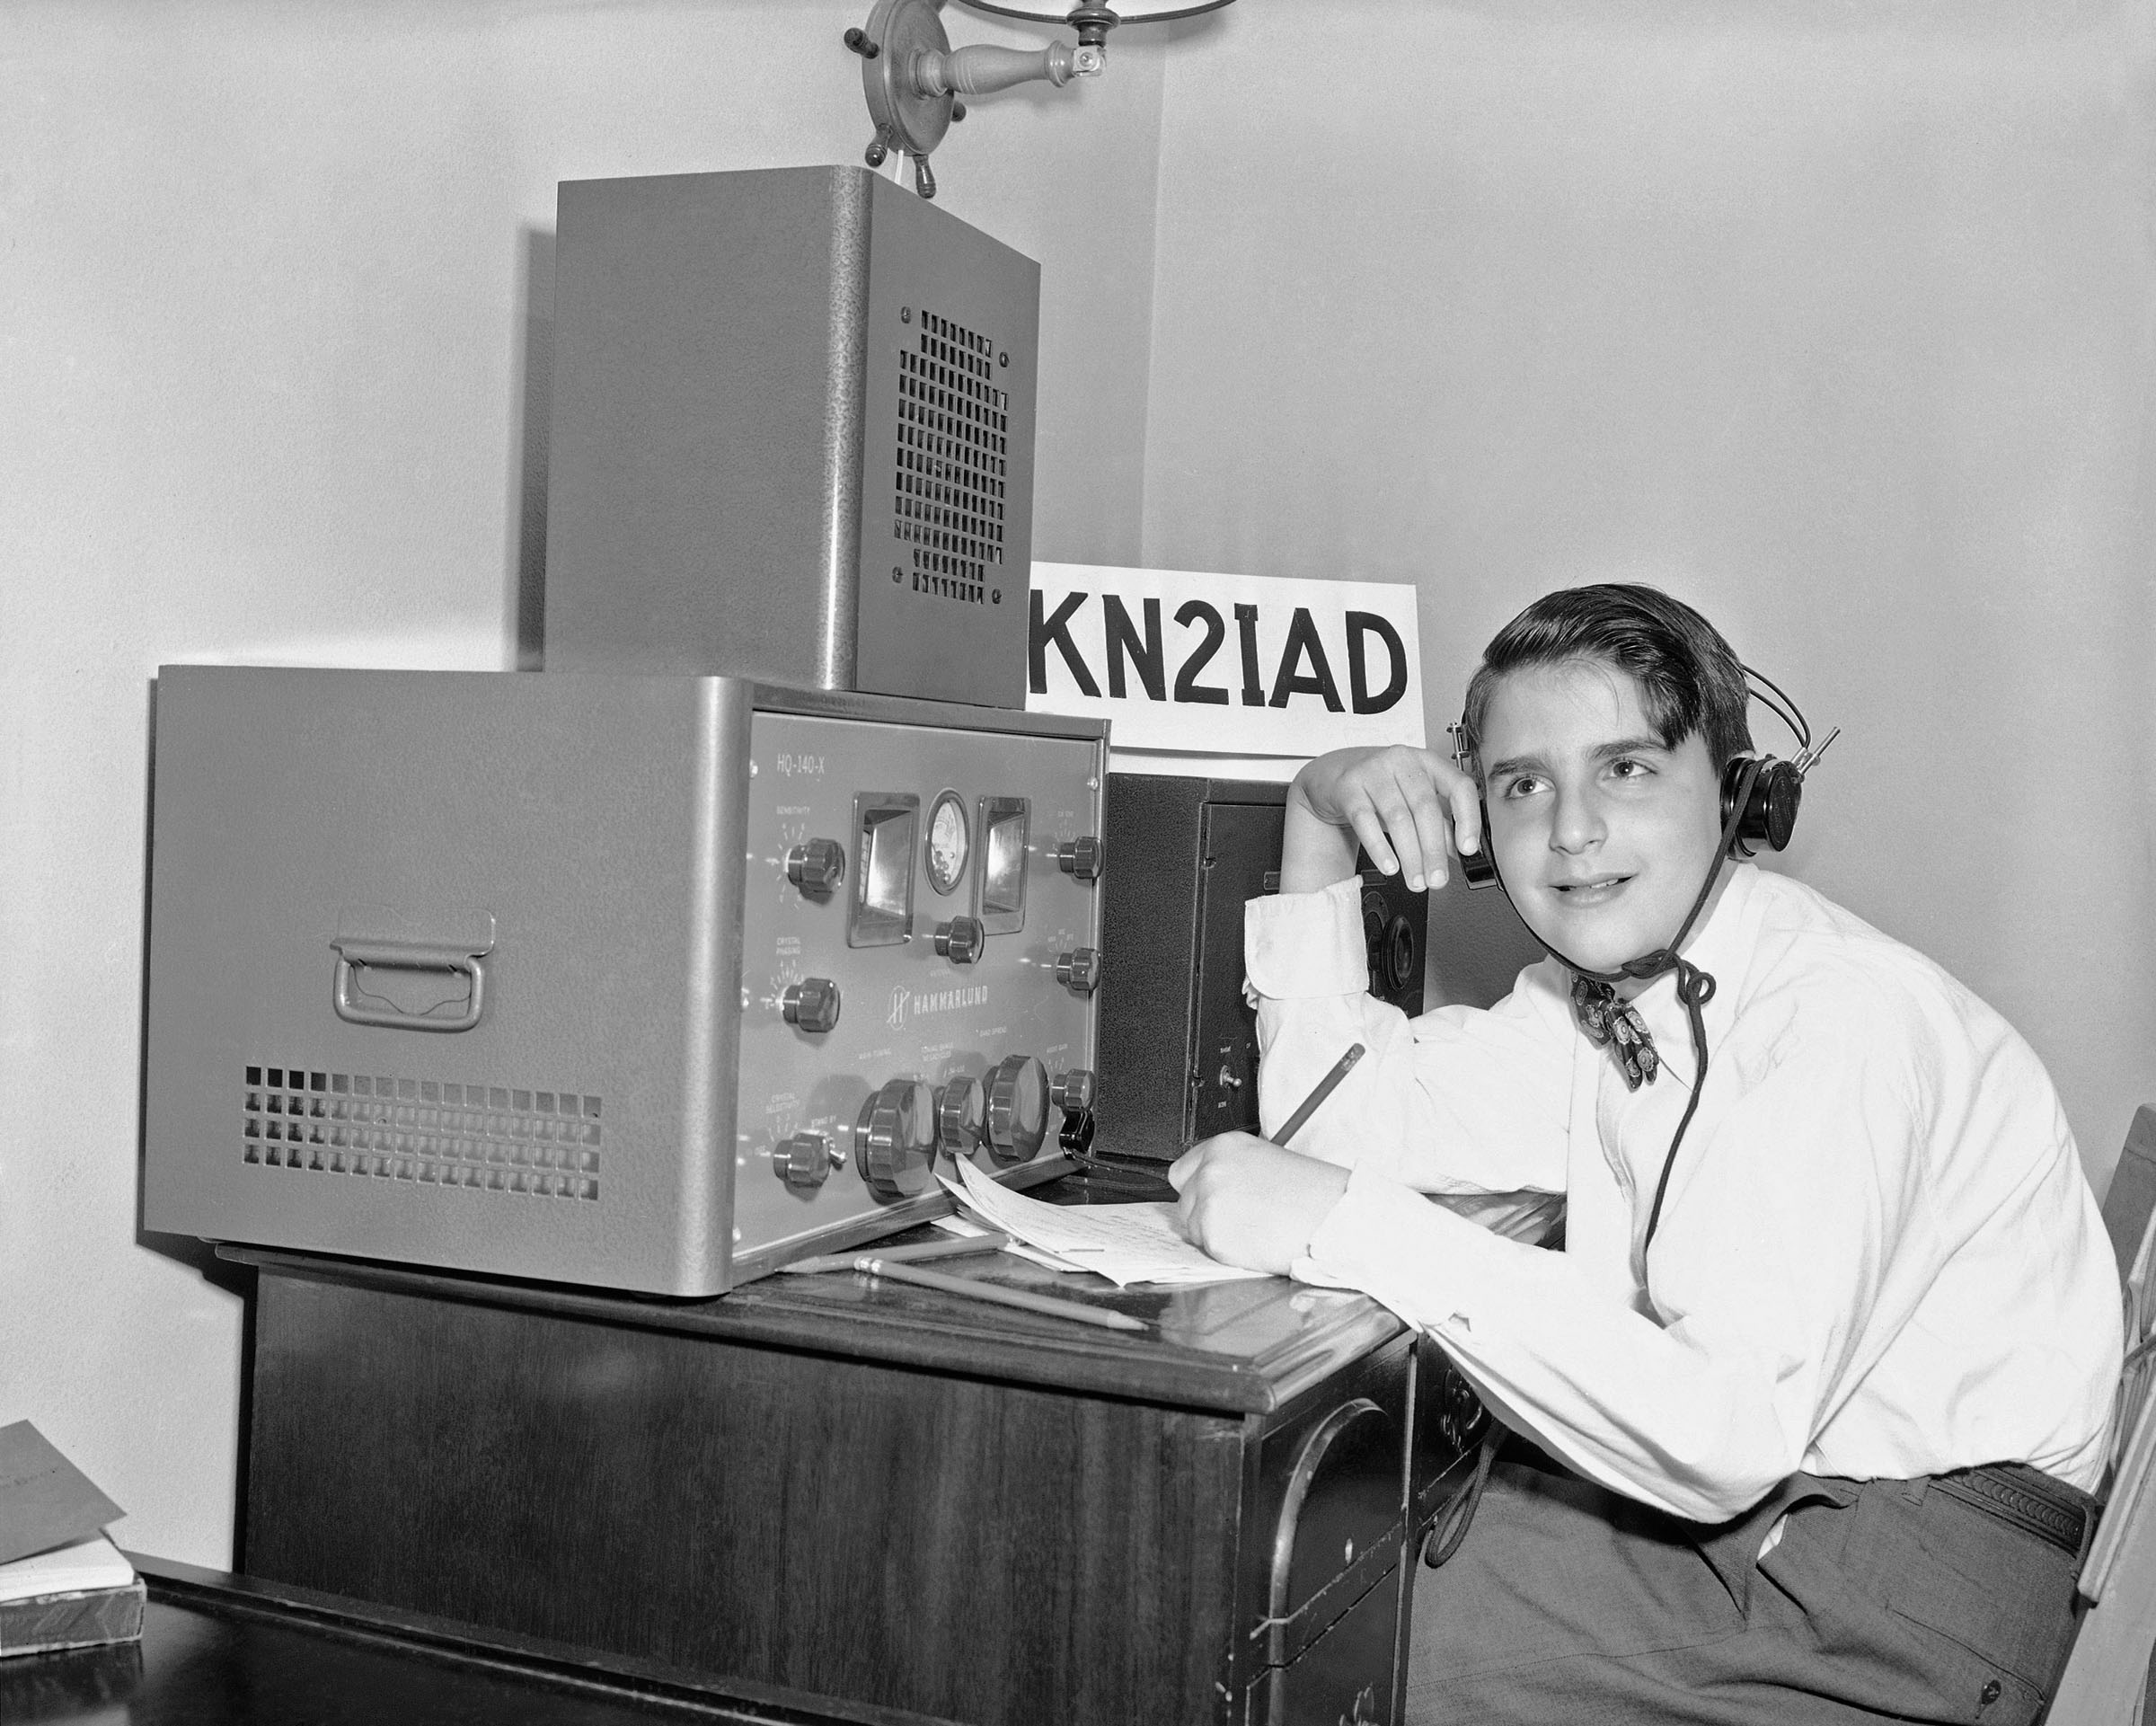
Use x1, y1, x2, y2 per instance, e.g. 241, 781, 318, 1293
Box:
780, 1233, 1011, 1276
857, 1258, 1149, 1332
1271, 1042, 1366, 1146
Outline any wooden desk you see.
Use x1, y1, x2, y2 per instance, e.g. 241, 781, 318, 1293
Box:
4, 1553, 954, 1724
226, 1208, 1485, 1726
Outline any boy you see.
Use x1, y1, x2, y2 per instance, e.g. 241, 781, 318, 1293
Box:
1171, 585, 2121, 1724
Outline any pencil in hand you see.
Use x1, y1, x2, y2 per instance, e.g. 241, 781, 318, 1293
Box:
1270, 1043, 1365, 1147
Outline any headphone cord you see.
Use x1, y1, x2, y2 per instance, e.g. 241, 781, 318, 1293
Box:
1480, 757, 1763, 1258
1422, 765, 1762, 1576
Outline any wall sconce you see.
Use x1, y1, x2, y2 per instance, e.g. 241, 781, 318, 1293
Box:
845, 0, 1234, 199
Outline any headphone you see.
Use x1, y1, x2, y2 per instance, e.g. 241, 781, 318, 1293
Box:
1452, 666, 1835, 890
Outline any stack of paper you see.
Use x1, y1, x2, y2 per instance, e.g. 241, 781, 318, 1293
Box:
0, 1421, 143, 1658
940, 1159, 1272, 1288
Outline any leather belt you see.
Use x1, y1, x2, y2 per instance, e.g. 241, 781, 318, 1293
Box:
1932, 1462, 2098, 1560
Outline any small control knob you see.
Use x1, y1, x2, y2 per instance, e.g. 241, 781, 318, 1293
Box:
786, 837, 846, 897
856, 1078, 937, 1199
1054, 947, 1101, 996
773, 1131, 834, 1191
935, 1075, 985, 1158
1055, 836, 1104, 881
1050, 1067, 1095, 1113
984, 1054, 1047, 1164
781, 977, 842, 1033
934, 916, 985, 966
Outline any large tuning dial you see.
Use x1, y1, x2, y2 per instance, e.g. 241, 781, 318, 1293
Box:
984, 1054, 1047, 1164
856, 1078, 937, 1199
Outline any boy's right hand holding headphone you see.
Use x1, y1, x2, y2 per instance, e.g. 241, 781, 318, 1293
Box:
1282, 745, 1483, 896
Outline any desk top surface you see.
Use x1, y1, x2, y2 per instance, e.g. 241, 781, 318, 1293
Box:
2, 1556, 956, 1726
224, 1172, 1403, 1416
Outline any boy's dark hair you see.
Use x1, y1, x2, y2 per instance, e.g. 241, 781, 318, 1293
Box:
1460, 584, 1754, 779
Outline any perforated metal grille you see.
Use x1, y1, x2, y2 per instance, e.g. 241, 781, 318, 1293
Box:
894, 309, 1007, 605
243, 1066, 601, 1200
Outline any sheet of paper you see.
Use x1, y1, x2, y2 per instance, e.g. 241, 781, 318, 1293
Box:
0, 1422, 125, 1568
929, 1211, 1074, 1273
941, 1160, 1272, 1288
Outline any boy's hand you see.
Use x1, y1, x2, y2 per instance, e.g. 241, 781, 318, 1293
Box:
1282, 746, 1482, 895
1168, 1133, 1351, 1275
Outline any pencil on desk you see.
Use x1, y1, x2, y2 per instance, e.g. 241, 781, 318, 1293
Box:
780, 1233, 1011, 1276
1271, 1042, 1365, 1147
858, 1258, 1148, 1332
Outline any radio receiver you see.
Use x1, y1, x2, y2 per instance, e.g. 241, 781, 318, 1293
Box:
142, 666, 1104, 1296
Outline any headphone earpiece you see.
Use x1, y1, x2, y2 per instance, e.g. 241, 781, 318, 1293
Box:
1720, 755, 1805, 859
1460, 801, 1498, 890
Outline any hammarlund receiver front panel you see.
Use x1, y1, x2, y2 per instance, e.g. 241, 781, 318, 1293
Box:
142, 665, 1104, 1297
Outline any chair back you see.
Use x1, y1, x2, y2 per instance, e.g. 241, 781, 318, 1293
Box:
2041, 1108, 2156, 1723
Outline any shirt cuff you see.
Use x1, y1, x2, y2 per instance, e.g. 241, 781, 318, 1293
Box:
1244, 877, 1369, 999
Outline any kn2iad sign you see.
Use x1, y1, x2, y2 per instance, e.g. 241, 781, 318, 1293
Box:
1024, 563, 1425, 765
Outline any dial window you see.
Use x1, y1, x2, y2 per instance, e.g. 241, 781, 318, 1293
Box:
975, 796, 1029, 934
847, 792, 919, 948
925, 790, 970, 897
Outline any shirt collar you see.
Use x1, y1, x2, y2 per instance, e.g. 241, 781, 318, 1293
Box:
1620, 862, 1765, 1088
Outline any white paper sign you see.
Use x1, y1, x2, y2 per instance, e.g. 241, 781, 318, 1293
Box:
1025, 563, 1425, 758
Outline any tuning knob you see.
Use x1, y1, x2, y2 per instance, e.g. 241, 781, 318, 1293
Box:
782, 978, 842, 1033
1055, 836, 1103, 881
1050, 1067, 1095, 1113
934, 916, 985, 966
1054, 947, 1101, 996
773, 1131, 835, 1191
935, 1075, 985, 1158
985, 1055, 1047, 1164
786, 837, 846, 897
856, 1079, 937, 1199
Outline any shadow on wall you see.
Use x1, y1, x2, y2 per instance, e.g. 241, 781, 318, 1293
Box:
511, 226, 555, 671
1425, 869, 1543, 1011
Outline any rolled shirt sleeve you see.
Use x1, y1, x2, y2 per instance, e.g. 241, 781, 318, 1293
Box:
1246, 879, 1574, 1196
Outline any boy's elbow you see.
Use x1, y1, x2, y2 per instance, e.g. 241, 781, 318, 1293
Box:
1648, 1409, 1809, 1525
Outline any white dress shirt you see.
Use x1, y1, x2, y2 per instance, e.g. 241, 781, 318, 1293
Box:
1248, 863, 2121, 1521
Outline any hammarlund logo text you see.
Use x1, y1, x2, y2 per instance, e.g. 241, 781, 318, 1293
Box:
888, 985, 990, 1030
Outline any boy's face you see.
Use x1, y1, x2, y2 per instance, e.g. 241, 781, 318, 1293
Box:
1478, 659, 1726, 973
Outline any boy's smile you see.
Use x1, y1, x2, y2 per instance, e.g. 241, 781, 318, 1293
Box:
1478, 659, 1728, 976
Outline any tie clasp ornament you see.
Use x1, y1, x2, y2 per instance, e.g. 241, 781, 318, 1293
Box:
1571, 975, 1660, 1090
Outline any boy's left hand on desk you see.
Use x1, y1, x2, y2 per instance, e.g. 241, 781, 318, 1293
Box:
1167, 1133, 1351, 1276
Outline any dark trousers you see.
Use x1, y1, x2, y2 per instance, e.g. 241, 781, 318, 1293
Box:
1408, 1442, 2087, 1724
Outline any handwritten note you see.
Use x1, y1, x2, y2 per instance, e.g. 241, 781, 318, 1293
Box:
940, 1160, 1272, 1288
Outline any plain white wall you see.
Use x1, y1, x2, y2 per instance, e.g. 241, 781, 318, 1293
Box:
1142, 0, 2156, 1184
0, 0, 1168, 1567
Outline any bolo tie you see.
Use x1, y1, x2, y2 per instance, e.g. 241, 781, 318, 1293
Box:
1424, 760, 1763, 1571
